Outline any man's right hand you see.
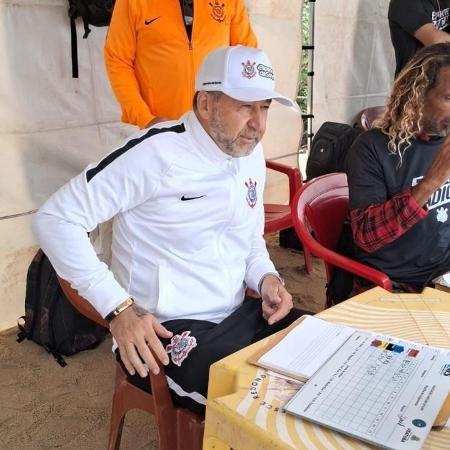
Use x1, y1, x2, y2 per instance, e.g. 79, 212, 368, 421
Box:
109, 305, 173, 377
412, 134, 450, 206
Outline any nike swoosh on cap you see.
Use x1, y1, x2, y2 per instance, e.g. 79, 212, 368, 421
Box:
144, 17, 160, 25
181, 195, 206, 201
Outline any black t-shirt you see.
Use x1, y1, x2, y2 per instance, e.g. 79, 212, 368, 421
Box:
389, 0, 450, 76
347, 129, 450, 288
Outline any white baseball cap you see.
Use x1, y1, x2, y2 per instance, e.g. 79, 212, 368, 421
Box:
195, 46, 298, 109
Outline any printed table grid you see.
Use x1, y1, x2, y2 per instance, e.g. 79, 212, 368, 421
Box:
313, 338, 419, 434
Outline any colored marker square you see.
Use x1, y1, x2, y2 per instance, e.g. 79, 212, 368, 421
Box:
408, 349, 419, 358
371, 339, 382, 347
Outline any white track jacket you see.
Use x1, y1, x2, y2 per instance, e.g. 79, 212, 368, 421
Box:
33, 112, 277, 323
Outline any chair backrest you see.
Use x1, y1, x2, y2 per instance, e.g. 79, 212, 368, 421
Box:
297, 173, 348, 251
292, 173, 348, 279
265, 160, 302, 204
292, 173, 392, 292
357, 106, 385, 131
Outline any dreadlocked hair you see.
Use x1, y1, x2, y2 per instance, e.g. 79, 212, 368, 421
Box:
375, 43, 450, 166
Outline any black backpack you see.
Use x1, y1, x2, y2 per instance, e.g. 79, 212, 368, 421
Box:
306, 122, 363, 180
68, 0, 116, 78
17, 249, 107, 367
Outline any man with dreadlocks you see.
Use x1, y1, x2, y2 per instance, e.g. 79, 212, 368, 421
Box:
347, 43, 450, 293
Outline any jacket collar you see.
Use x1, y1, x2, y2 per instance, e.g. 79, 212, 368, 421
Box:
185, 111, 233, 165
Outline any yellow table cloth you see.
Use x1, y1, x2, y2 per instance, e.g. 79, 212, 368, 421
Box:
203, 287, 450, 450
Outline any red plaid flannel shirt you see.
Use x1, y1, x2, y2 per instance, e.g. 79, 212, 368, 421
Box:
350, 188, 428, 253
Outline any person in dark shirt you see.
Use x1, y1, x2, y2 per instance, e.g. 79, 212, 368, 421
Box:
347, 43, 450, 292
389, 0, 450, 76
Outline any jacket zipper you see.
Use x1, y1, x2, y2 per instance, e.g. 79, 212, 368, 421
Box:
179, 0, 194, 91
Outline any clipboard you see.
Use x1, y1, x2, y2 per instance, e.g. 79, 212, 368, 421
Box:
433, 392, 450, 429
248, 315, 450, 428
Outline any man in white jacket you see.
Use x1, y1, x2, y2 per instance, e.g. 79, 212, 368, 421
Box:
34, 46, 305, 415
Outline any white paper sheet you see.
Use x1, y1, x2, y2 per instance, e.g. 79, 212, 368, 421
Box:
258, 316, 354, 379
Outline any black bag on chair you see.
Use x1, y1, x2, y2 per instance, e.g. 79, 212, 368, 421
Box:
68, 0, 116, 77
17, 249, 107, 366
306, 122, 362, 180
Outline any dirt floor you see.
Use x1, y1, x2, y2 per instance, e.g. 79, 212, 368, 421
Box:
0, 239, 326, 450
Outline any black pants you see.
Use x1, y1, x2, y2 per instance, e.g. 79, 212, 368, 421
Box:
116, 298, 309, 416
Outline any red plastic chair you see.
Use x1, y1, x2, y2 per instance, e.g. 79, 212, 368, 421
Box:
264, 160, 312, 273
291, 173, 392, 306
356, 106, 385, 131
58, 278, 204, 450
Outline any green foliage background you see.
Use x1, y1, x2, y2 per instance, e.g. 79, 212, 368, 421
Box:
298, 1, 310, 115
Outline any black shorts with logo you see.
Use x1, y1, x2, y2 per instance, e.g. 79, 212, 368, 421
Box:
116, 298, 308, 416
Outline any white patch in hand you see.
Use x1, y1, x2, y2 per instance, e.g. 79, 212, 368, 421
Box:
165, 331, 197, 367
436, 207, 448, 223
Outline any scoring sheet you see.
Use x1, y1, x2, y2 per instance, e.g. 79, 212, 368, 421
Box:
285, 331, 450, 450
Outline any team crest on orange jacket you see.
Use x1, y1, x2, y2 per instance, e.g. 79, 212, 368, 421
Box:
209, 1, 225, 22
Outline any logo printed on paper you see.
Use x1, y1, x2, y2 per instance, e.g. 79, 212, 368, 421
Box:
144, 16, 160, 25
441, 363, 450, 376
257, 63, 274, 80
412, 419, 426, 428
245, 178, 258, 208
241, 60, 256, 79
165, 331, 197, 367
209, 1, 225, 22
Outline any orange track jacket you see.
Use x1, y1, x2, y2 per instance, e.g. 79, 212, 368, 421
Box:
104, 0, 257, 128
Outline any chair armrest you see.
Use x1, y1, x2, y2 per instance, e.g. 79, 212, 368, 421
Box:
302, 238, 393, 291
58, 277, 109, 328
265, 160, 302, 202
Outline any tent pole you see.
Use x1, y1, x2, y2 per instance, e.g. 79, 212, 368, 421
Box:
299, 0, 315, 160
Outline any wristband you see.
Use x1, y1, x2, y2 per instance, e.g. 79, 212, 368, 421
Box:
258, 273, 285, 295
105, 298, 134, 322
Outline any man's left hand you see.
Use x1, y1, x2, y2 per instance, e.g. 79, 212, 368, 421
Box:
260, 275, 293, 325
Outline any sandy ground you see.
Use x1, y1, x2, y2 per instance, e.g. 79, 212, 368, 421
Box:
0, 239, 326, 450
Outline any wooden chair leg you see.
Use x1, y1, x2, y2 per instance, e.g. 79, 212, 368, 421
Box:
107, 397, 125, 450
107, 364, 130, 450
176, 409, 205, 450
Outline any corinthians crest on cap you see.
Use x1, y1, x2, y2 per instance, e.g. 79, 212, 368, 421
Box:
241, 60, 256, 79
245, 178, 258, 208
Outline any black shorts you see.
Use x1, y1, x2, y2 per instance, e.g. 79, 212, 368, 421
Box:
116, 298, 308, 416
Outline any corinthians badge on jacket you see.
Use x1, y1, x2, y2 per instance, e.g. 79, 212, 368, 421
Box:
245, 178, 258, 208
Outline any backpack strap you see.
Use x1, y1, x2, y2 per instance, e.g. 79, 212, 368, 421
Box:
16, 316, 27, 343
44, 345, 67, 367
70, 16, 79, 78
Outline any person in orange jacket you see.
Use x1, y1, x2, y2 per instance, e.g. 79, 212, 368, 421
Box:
104, 0, 257, 129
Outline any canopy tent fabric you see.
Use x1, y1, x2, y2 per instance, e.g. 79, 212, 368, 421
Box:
0, 0, 303, 330
313, 0, 394, 128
